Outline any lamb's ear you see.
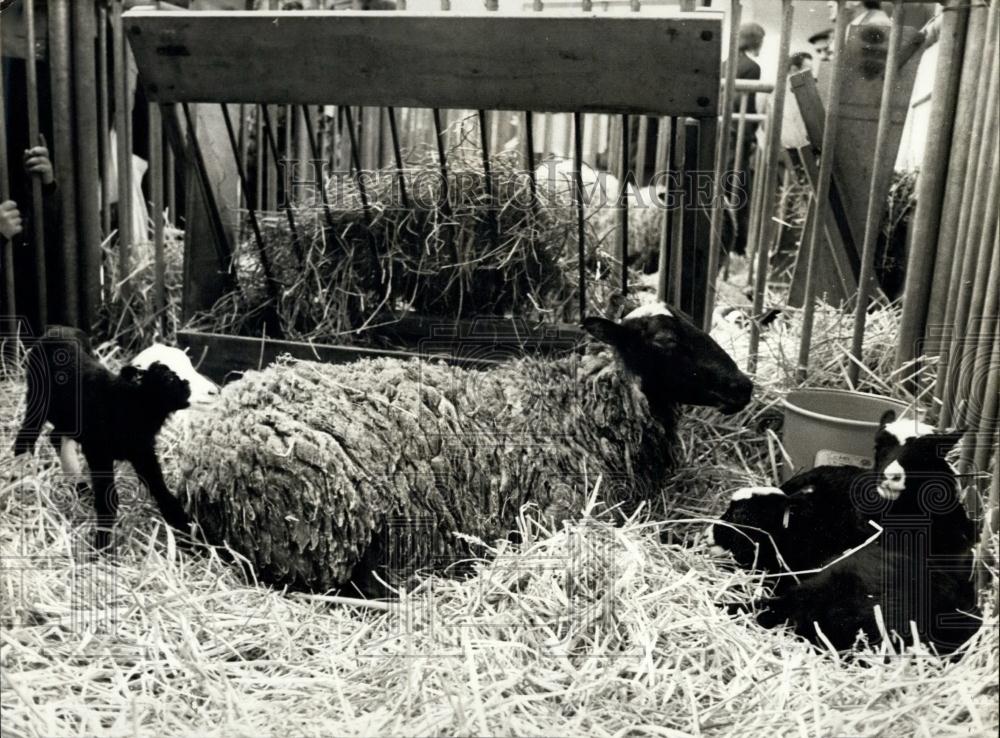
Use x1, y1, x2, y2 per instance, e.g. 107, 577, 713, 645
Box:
583, 316, 630, 349
926, 431, 965, 454
879, 409, 897, 428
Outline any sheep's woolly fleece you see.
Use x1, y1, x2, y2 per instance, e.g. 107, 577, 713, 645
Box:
170, 350, 675, 592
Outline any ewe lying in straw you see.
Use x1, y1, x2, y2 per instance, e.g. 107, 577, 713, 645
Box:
173, 305, 752, 592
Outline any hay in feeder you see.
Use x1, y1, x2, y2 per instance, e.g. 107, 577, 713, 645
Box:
188, 139, 638, 345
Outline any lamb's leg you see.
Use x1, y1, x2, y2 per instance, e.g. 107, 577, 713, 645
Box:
85, 451, 118, 552
50, 436, 90, 495
130, 447, 191, 541
12, 363, 44, 456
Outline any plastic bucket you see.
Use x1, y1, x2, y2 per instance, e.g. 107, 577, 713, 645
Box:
780, 389, 910, 481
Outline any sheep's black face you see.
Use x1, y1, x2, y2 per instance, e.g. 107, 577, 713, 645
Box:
134, 361, 192, 414
709, 487, 788, 571
583, 303, 752, 416
878, 432, 963, 504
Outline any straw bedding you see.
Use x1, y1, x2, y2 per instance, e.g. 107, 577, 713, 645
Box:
1, 301, 997, 736
170, 349, 673, 592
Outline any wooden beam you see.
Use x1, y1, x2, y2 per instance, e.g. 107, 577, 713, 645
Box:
177, 320, 584, 385
124, 10, 721, 116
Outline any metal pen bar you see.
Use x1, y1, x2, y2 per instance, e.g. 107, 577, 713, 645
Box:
897, 0, 974, 369
260, 104, 305, 264
618, 114, 630, 296
747, 0, 794, 374
573, 112, 587, 319
0, 10, 14, 322
797, 1, 850, 381
704, 0, 742, 322
21, 0, 47, 326
221, 104, 279, 303
301, 105, 337, 231
73, 0, 103, 326
112, 0, 130, 308
150, 104, 166, 337
656, 117, 673, 303
52, 0, 80, 324
386, 108, 410, 209
848, 1, 907, 386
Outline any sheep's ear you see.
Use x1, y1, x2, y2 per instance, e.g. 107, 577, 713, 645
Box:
583, 316, 629, 348
878, 409, 897, 428
119, 365, 143, 383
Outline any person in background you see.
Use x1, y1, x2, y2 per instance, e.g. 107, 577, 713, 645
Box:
0, 145, 58, 245
809, 29, 834, 63
849, 0, 891, 26
789, 51, 814, 76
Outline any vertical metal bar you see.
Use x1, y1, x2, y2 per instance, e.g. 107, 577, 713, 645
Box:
24, 0, 47, 326
73, 0, 103, 327
848, 2, 906, 386
386, 108, 410, 208
238, 104, 248, 220
180, 104, 237, 285
98, 3, 112, 242
222, 105, 278, 303
255, 105, 265, 212
166, 146, 176, 224
573, 112, 587, 319
343, 106, 372, 223
432, 109, 451, 216
896, 0, 973, 367
301, 105, 337, 230
732, 93, 750, 175
260, 104, 304, 264
703, 0, 742, 322
0, 11, 14, 323
962, 225, 998, 481
524, 112, 538, 208
51, 0, 80, 326
797, 1, 849, 381
937, 9, 999, 425
669, 119, 687, 305
742, 142, 766, 283
947, 149, 999, 428
617, 114, 629, 296
655, 117, 673, 303
478, 110, 498, 253
924, 0, 988, 341
150, 104, 166, 337
266, 104, 278, 212
112, 0, 131, 305
635, 116, 649, 185
747, 0, 794, 374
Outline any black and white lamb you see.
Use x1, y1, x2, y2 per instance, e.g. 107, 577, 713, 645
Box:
12, 326, 193, 550
710, 432, 979, 655
174, 303, 753, 593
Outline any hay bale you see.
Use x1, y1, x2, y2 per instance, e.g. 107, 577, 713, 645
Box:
173, 350, 674, 592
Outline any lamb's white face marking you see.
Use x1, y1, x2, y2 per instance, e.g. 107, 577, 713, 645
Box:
882, 417, 934, 445
131, 344, 219, 405
879, 460, 906, 500
624, 302, 673, 320
731, 486, 785, 502
59, 438, 84, 481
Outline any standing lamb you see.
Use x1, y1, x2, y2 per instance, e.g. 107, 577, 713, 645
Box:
175, 303, 753, 593
12, 327, 193, 550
